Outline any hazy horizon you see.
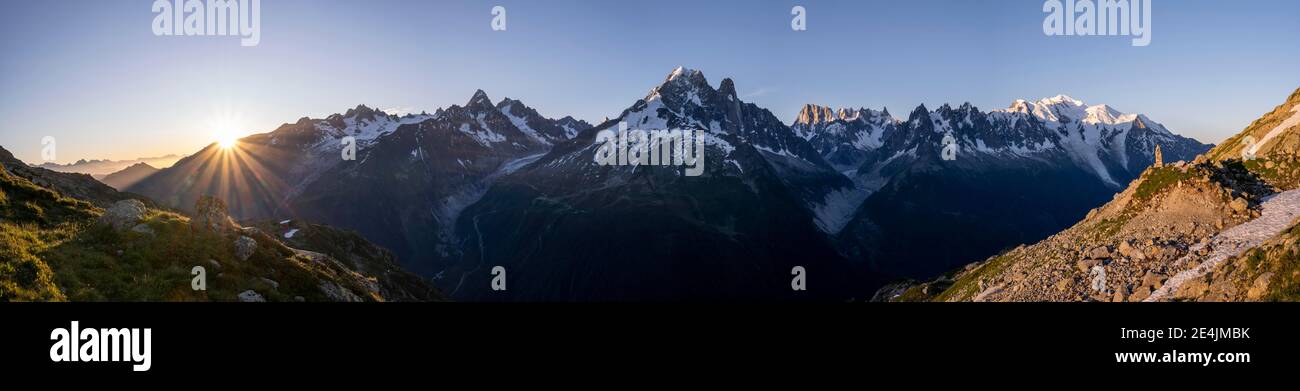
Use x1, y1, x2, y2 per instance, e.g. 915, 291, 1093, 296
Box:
3, 0, 1298, 164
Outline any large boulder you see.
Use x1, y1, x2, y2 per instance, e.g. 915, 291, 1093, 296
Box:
234, 236, 257, 261
98, 199, 148, 231
1118, 241, 1145, 261
1246, 272, 1274, 301
1229, 197, 1249, 213
191, 196, 239, 234
1084, 245, 1113, 260
319, 281, 364, 302
237, 290, 265, 302
1141, 272, 1166, 289
130, 223, 155, 236
1075, 259, 1101, 273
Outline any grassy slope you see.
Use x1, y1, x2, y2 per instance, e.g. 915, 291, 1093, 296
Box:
1, 162, 406, 302
0, 164, 94, 300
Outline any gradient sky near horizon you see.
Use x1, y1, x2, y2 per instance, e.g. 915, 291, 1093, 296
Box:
1, 0, 1297, 164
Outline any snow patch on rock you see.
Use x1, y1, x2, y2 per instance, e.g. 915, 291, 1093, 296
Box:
1147, 189, 1300, 301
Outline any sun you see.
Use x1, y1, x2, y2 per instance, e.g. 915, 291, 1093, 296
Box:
215, 130, 238, 149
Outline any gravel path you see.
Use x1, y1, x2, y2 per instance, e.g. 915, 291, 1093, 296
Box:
1145, 189, 1300, 301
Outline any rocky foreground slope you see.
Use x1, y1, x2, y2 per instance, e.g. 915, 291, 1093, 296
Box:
887, 87, 1300, 302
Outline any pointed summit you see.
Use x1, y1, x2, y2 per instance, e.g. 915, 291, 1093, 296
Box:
659, 66, 708, 90
467, 89, 494, 109
667, 66, 700, 81
718, 78, 738, 100
643, 66, 715, 104
909, 104, 930, 121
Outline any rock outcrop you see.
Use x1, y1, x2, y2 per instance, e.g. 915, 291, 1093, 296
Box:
237, 290, 266, 302
98, 199, 148, 231
191, 195, 239, 234
234, 236, 257, 261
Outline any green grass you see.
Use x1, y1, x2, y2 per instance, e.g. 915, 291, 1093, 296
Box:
0, 222, 67, 301
39, 211, 375, 302
0, 164, 94, 301
1, 163, 381, 302
1134, 167, 1194, 202
1259, 237, 1300, 302
1090, 216, 1130, 239
1263, 251, 1300, 302
933, 254, 1013, 302
892, 285, 931, 302
0, 165, 96, 225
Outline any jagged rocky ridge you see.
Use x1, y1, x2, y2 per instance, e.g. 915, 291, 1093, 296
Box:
444, 67, 871, 301
123, 66, 1216, 301
818, 96, 1211, 279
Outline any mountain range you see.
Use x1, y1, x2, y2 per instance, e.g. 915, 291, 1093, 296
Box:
819, 94, 1211, 278
107, 67, 1217, 301
37, 155, 182, 179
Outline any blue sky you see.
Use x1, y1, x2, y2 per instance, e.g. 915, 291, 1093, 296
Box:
1, 0, 1297, 163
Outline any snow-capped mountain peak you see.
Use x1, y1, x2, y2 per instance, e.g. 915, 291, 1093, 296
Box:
643, 66, 711, 105
1004, 94, 1157, 129
667, 66, 702, 81
311, 105, 432, 145
790, 103, 901, 170
342, 104, 382, 120
827, 95, 1209, 189
1041, 94, 1084, 106
496, 96, 593, 145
